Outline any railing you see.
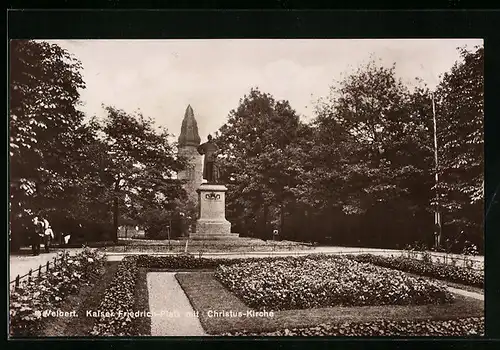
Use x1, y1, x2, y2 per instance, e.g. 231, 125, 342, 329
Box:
398, 250, 484, 271
10, 251, 69, 290
323, 249, 483, 271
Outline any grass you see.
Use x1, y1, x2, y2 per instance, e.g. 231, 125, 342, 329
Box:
37, 261, 120, 337
175, 272, 484, 335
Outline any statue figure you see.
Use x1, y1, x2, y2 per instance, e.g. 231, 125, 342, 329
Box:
197, 134, 219, 184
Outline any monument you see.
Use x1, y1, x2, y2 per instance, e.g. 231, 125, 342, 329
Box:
177, 105, 237, 240
192, 134, 238, 240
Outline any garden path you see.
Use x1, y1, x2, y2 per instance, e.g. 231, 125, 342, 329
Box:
9, 247, 84, 283
147, 272, 207, 336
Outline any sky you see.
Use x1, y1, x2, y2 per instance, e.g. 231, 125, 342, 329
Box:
48, 39, 482, 142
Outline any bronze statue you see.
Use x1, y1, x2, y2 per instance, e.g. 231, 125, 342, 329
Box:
197, 134, 219, 183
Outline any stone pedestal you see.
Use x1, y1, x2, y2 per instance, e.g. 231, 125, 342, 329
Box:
191, 183, 238, 240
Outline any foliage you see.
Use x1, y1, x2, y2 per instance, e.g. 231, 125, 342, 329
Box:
224, 317, 484, 336
91, 253, 483, 336
9, 40, 188, 246
435, 46, 484, 239
90, 256, 140, 336
213, 47, 483, 248
348, 254, 483, 287
462, 241, 479, 256
9, 247, 105, 337
306, 59, 436, 246
9, 40, 90, 244
214, 256, 453, 311
215, 88, 303, 239
9, 40, 483, 252
89, 106, 187, 242
134, 253, 317, 269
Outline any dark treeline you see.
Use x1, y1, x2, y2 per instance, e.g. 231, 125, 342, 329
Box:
9, 40, 483, 253
215, 48, 484, 252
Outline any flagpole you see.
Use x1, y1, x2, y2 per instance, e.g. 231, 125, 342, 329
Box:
431, 92, 442, 248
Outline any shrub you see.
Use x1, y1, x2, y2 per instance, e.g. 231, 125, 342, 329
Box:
214, 256, 454, 311
348, 254, 483, 288
135, 254, 314, 269
463, 241, 479, 256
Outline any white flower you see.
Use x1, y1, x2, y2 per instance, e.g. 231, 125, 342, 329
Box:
88, 257, 94, 263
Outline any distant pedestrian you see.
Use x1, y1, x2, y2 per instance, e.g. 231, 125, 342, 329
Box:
32, 216, 44, 256
43, 218, 54, 253
433, 223, 441, 249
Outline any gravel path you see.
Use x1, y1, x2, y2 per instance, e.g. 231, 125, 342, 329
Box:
147, 272, 207, 336
9, 247, 84, 283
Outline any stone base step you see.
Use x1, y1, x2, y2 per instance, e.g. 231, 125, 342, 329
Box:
189, 233, 240, 241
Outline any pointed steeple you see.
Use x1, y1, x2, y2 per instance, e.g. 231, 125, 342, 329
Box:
178, 104, 201, 147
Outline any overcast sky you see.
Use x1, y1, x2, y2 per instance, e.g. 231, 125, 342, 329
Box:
49, 39, 482, 142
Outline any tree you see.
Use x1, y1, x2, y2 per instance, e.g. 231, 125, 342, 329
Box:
9, 40, 86, 246
311, 59, 435, 247
95, 106, 187, 242
215, 88, 302, 239
435, 45, 484, 245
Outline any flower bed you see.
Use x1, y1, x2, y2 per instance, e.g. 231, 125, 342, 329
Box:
214, 256, 454, 310
134, 254, 297, 269
9, 248, 106, 337
89, 255, 323, 335
347, 254, 483, 288
91, 254, 485, 336
90, 256, 139, 336
223, 317, 484, 336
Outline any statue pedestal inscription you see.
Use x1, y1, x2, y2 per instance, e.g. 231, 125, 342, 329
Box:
192, 184, 238, 240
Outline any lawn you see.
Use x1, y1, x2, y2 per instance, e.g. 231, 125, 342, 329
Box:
175, 272, 484, 335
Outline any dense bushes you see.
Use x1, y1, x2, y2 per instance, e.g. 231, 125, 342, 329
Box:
9, 248, 106, 337
214, 256, 454, 310
224, 317, 484, 336
347, 254, 483, 288
135, 254, 305, 269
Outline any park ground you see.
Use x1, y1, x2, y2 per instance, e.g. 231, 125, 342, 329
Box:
9, 238, 483, 283
8, 238, 484, 337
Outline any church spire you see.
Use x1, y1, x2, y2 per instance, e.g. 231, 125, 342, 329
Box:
178, 104, 201, 147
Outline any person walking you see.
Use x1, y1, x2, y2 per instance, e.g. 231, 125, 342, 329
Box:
32, 216, 44, 256
42, 217, 54, 253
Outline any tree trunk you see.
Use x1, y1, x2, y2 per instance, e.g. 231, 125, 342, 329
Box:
112, 181, 119, 243
280, 201, 285, 239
